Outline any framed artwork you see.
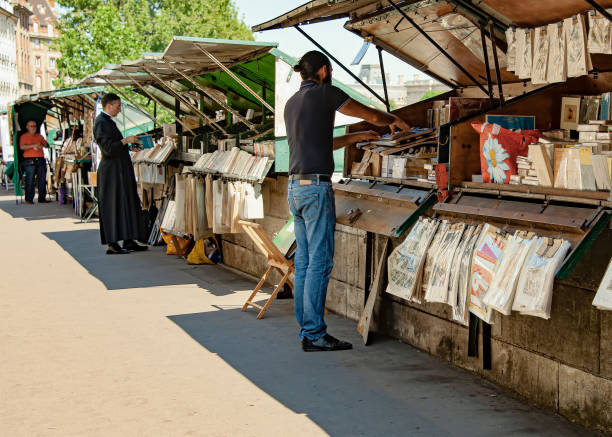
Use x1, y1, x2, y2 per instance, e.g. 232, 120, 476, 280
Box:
486, 115, 535, 130
560, 96, 581, 130
580, 96, 601, 124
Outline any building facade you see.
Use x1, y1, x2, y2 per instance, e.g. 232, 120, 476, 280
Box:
12, 0, 32, 96
0, 0, 18, 110
352, 64, 449, 108
29, 0, 59, 92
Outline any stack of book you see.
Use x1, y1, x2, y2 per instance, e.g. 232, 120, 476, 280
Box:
577, 122, 612, 152
513, 156, 540, 186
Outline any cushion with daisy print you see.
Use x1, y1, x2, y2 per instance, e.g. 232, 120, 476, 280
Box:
471, 122, 540, 184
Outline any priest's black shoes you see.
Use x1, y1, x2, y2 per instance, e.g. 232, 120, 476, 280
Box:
106, 243, 129, 255
123, 240, 148, 252
302, 334, 352, 352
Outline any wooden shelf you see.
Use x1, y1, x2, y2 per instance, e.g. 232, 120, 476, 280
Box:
459, 181, 610, 206
348, 174, 437, 190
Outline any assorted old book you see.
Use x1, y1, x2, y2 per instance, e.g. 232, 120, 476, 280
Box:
352, 128, 438, 181
161, 173, 264, 237
386, 217, 572, 322
192, 147, 271, 182
131, 136, 176, 165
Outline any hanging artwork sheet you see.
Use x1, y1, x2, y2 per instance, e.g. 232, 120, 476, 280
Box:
516, 28, 533, 79
386, 218, 439, 302
513, 237, 571, 319
564, 15, 591, 78
547, 22, 567, 83
448, 225, 481, 325
593, 258, 612, 310
587, 11, 612, 54
483, 233, 538, 315
425, 222, 466, 303
419, 221, 449, 303
505, 28, 516, 72
468, 224, 507, 323
531, 26, 549, 84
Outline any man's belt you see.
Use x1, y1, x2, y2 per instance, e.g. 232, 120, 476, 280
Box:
289, 174, 332, 183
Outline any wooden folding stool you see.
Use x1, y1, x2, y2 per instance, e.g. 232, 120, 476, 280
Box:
239, 220, 294, 319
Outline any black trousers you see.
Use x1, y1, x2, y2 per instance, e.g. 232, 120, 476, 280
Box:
23, 157, 47, 202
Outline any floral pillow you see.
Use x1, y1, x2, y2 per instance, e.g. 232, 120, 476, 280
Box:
471, 122, 540, 184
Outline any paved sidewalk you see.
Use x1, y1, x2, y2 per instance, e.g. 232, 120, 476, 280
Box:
0, 193, 602, 436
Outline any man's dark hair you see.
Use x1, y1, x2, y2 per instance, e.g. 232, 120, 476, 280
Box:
101, 93, 120, 108
294, 50, 331, 81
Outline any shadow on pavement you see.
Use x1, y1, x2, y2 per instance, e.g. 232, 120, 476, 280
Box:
0, 195, 70, 222
42, 228, 256, 294
168, 303, 594, 437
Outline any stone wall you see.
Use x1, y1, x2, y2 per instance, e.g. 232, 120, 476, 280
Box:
220, 177, 611, 433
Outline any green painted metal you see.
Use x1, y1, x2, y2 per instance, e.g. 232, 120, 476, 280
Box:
392, 193, 437, 238
556, 211, 612, 279
10, 106, 23, 197
169, 36, 278, 48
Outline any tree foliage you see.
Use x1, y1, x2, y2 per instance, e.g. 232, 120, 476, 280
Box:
54, 0, 252, 84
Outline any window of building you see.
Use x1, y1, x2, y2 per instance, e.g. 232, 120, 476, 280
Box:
33, 22, 38, 33
35, 56, 40, 67
33, 38, 39, 47
47, 24, 52, 36
35, 76, 41, 89
49, 57, 55, 69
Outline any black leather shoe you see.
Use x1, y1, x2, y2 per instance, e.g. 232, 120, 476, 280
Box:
302, 334, 352, 352
106, 243, 129, 255
123, 240, 148, 252
38, 199, 50, 203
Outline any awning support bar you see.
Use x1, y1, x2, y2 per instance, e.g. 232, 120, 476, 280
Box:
163, 59, 255, 130
387, 0, 488, 95
141, 66, 227, 135
377, 46, 391, 112
100, 77, 165, 128
117, 71, 197, 136
194, 44, 275, 113
294, 25, 388, 107
489, 21, 505, 105
82, 93, 148, 136
479, 24, 494, 102
584, 0, 612, 22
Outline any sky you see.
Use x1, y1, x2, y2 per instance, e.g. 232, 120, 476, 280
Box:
233, 0, 422, 86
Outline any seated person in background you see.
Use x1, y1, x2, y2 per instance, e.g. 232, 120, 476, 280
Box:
19, 120, 49, 204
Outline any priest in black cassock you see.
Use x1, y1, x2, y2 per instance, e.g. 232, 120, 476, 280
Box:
94, 93, 148, 255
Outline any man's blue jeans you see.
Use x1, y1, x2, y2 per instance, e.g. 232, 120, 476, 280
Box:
23, 157, 47, 202
288, 179, 335, 340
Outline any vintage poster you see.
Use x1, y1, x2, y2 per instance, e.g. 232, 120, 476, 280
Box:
547, 22, 567, 83
386, 218, 439, 301
468, 224, 506, 323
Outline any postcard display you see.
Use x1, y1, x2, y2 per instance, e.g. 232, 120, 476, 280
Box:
157, 141, 274, 240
